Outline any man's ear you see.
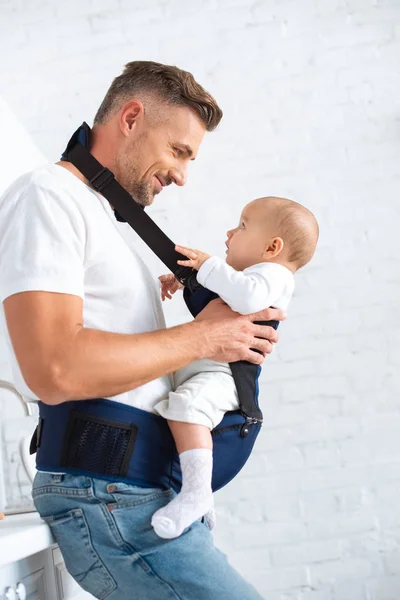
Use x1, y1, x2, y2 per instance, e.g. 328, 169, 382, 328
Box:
119, 100, 144, 136
264, 237, 284, 259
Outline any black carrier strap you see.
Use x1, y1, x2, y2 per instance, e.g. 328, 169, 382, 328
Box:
62, 122, 200, 292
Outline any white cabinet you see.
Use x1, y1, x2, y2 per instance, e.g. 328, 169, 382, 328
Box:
14, 567, 47, 599
0, 546, 95, 600
0, 551, 52, 600
52, 548, 93, 600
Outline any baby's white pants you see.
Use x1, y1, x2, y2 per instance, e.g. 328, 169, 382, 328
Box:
153, 359, 239, 429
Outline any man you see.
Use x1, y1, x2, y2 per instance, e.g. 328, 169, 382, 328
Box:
0, 61, 284, 599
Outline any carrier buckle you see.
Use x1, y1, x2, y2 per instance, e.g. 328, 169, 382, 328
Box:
90, 167, 115, 193
240, 416, 262, 438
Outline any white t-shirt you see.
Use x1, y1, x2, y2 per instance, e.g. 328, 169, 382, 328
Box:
197, 256, 294, 313
0, 164, 173, 409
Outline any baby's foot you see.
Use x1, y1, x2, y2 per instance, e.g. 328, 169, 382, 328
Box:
151, 449, 213, 539
151, 487, 214, 538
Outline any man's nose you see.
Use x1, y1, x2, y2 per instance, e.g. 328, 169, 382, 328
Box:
169, 164, 188, 187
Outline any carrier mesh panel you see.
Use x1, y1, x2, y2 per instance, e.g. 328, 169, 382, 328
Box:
65, 417, 136, 476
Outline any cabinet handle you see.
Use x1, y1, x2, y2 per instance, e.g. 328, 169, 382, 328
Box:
16, 583, 27, 600
4, 587, 16, 600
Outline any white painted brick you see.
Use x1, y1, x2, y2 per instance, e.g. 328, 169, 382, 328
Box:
272, 540, 342, 567
300, 490, 340, 519
250, 566, 309, 593
302, 443, 341, 470
336, 487, 374, 514
309, 558, 374, 585
231, 520, 307, 548
228, 547, 272, 572
255, 427, 295, 452
220, 498, 265, 524
262, 358, 319, 384
298, 590, 333, 600
277, 376, 350, 404
261, 397, 342, 428
330, 579, 368, 600
306, 511, 377, 539
339, 434, 400, 467
366, 575, 400, 600
384, 550, 400, 576
368, 463, 400, 487
262, 494, 301, 523
374, 482, 400, 529
342, 529, 400, 560
265, 447, 305, 473
290, 417, 361, 445
260, 594, 292, 600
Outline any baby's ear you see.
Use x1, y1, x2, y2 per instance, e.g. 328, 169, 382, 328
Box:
265, 237, 284, 258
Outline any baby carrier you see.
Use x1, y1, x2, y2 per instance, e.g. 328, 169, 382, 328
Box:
30, 123, 279, 492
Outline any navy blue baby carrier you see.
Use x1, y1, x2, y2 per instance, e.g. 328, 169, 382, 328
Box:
30, 123, 279, 493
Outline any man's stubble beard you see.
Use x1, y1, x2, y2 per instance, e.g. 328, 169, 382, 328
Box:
115, 137, 156, 208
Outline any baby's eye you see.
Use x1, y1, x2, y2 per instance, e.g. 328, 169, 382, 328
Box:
239, 221, 245, 229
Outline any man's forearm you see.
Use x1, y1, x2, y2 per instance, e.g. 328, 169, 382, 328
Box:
5, 292, 282, 405
42, 320, 208, 404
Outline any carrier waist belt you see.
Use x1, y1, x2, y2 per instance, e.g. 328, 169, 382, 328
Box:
33, 398, 261, 493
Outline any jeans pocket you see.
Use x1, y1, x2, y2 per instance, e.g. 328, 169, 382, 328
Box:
107, 482, 173, 507
43, 508, 117, 599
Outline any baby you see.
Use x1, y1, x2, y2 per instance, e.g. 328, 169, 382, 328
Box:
151, 196, 319, 539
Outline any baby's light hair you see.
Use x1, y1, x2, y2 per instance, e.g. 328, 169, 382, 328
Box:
256, 197, 319, 270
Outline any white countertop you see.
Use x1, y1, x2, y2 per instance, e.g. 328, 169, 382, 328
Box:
0, 512, 55, 567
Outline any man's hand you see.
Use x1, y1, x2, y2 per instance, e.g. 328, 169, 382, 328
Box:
175, 244, 211, 271
159, 274, 184, 301
195, 297, 285, 365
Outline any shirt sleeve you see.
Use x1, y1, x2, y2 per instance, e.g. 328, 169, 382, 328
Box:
0, 182, 86, 303
196, 256, 292, 314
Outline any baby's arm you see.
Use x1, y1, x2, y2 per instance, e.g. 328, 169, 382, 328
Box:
174, 245, 288, 314
159, 274, 184, 301
197, 257, 279, 315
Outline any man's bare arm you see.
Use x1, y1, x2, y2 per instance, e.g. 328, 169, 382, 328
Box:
3, 291, 283, 405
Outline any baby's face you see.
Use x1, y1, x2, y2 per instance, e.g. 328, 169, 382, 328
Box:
225, 201, 273, 270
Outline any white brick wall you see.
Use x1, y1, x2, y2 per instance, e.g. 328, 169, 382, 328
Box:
1, 0, 400, 598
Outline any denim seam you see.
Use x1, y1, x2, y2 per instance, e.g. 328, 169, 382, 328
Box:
42, 508, 84, 523
42, 506, 117, 599
135, 561, 183, 600
102, 504, 182, 600
110, 488, 174, 509
99, 502, 135, 553
32, 486, 92, 498
78, 507, 118, 599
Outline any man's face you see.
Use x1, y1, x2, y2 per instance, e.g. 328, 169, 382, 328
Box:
115, 105, 206, 206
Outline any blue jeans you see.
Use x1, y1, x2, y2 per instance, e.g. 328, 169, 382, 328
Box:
32, 472, 262, 599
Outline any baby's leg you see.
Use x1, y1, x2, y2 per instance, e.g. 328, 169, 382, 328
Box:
152, 369, 238, 539
170, 420, 212, 452
151, 421, 214, 539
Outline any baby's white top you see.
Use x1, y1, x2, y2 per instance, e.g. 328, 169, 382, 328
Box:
197, 256, 294, 314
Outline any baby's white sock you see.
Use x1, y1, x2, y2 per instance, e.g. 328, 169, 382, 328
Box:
204, 507, 217, 531
151, 448, 214, 539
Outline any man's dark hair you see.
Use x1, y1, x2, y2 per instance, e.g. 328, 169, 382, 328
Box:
94, 61, 223, 131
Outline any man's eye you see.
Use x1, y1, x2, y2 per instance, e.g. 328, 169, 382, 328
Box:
173, 147, 183, 157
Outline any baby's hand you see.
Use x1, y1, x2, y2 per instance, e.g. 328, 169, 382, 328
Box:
175, 245, 211, 271
158, 274, 184, 301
